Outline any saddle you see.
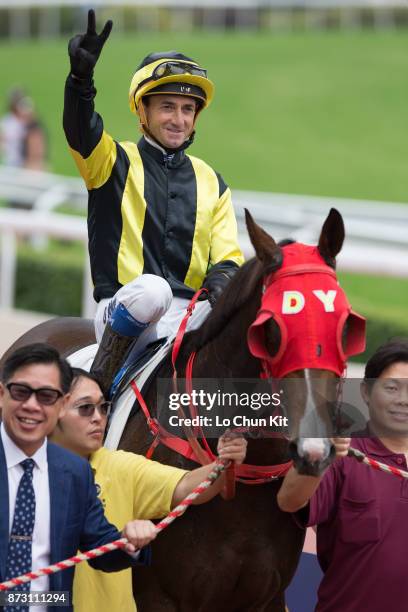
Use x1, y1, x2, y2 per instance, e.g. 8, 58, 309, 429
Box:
104, 337, 173, 450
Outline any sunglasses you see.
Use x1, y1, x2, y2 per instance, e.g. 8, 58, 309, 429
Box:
6, 382, 63, 406
72, 402, 112, 418
152, 61, 207, 80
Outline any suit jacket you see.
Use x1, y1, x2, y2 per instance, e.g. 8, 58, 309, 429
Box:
0, 437, 136, 612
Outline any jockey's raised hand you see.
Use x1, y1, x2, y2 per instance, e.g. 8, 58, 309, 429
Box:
68, 9, 112, 79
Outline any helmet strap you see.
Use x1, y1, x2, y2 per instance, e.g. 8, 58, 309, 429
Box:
192, 103, 204, 129
137, 100, 149, 134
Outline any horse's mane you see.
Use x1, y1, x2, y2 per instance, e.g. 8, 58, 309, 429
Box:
182, 257, 264, 355
179, 236, 318, 359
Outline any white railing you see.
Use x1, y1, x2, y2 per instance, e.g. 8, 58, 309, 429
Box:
0, 208, 95, 318
1, 166, 408, 318
0, 0, 405, 7
0, 1, 405, 41
233, 191, 408, 277
0, 167, 84, 212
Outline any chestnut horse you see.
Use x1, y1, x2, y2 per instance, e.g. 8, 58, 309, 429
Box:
0, 209, 365, 611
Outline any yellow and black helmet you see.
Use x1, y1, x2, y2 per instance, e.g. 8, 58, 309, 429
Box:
129, 51, 214, 117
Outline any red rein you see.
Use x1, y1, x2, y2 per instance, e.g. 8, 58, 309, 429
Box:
131, 288, 292, 501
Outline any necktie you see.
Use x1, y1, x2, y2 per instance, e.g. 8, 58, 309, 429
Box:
5, 458, 36, 612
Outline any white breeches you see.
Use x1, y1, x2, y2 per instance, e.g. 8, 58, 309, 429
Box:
94, 274, 211, 350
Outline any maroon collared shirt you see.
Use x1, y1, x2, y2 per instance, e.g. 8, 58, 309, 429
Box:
298, 435, 408, 612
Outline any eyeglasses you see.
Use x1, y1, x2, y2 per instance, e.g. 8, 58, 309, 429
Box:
6, 382, 63, 406
72, 402, 112, 418
152, 61, 207, 80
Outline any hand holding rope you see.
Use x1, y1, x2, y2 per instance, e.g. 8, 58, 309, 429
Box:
0, 460, 229, 591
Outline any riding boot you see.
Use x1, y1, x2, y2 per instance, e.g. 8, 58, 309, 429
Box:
90, 323, 134, 398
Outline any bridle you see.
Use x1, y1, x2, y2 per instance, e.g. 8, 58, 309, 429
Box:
131, 251, 366, 493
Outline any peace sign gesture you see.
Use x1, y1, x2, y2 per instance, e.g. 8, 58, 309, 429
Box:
68, 9, 113, 79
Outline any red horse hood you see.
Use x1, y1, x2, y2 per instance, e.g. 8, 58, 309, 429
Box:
247, 244, 366, 378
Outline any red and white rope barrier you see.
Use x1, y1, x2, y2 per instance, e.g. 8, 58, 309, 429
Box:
4, 447, 402, 593
156, 461, 226, 530
0, 461, 227, 592
348, 446, 408, 479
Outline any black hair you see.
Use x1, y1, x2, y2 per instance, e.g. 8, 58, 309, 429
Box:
1, 343, 73, 393
71, 367, 104, 395
364, 338, 408, 384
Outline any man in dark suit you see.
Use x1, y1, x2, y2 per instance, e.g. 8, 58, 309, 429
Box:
0, 343, 157, 612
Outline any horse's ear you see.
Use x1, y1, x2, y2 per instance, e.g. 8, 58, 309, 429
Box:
318, 208, 345, 262
245, 209, 282, 270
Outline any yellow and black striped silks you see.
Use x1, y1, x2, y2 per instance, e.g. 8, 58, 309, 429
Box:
63, 75, 244, 302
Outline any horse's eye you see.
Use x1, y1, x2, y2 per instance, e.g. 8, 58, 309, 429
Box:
264, 319, 281, 357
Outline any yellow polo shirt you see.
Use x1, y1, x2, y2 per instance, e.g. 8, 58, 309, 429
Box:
72, 447, 186, 612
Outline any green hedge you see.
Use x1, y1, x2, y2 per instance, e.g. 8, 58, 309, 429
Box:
357, 318, 408, 364
15, 245, 83, 317
15, 247, 408, 359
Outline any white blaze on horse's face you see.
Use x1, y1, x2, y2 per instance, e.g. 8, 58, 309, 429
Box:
297, 370, 333, 463
282, 290, 337, 315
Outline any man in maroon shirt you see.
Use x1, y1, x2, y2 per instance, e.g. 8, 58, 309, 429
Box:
278, 339, 408, 612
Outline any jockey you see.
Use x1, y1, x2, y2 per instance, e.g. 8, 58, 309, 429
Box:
63, 10, 244, 394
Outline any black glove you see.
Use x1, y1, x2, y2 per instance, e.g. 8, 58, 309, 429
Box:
199, 263, 238, 307
68, 9, 112, 79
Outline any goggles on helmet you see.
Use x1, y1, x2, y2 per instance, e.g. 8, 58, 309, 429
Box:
152, 61, 207, 80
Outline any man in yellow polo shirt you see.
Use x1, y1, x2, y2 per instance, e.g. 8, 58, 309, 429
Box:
50, 368, 247, 612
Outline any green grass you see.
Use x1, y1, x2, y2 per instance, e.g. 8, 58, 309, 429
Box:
339, 271, 408, 359
0, 30, 407, 201
338, 271, 407, 327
